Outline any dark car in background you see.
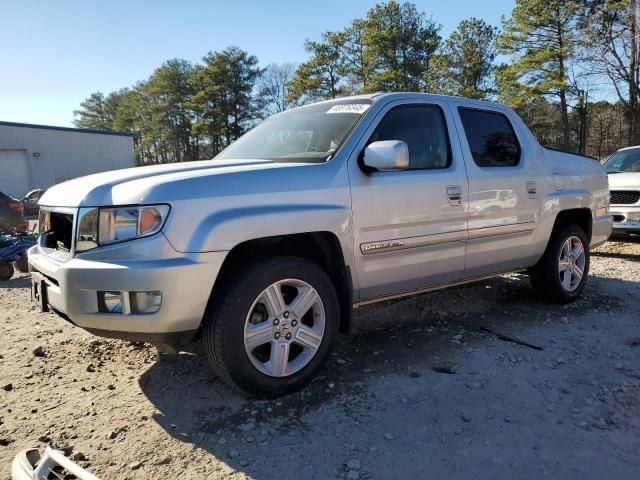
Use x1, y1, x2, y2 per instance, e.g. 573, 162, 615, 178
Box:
22, 189, 46, 218
0, 191, 27, 233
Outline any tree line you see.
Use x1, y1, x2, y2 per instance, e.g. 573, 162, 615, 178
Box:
74, 0, 640, 163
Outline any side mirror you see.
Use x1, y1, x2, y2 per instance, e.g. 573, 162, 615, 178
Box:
362, 140, 409, 172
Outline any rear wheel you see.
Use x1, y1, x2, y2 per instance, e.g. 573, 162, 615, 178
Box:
0, 261, 14, 281
202, 256, 339, 396
529, 224, 590, 303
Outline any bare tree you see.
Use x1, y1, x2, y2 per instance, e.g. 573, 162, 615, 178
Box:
583, 0, 640, 145
257, 63, 298, 116
585, 101, 627, 159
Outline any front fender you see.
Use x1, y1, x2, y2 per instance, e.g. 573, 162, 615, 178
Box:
171, 203, 352, 254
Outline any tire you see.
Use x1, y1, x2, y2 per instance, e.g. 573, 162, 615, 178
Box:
529, 224, 590, 303
202, 256, 339, 397
0, 261, 14, 281
15, 255, 29, 273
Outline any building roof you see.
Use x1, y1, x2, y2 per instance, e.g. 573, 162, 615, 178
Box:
0, 120, 135, 137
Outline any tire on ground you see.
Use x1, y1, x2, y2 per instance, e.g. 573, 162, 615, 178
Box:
202, 256, 339, 396
529, 224, 590, 303
15, 255, 29, 273
0, 261, 15, 281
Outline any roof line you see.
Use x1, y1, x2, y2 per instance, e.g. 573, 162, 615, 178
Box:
0, 120, 135, 137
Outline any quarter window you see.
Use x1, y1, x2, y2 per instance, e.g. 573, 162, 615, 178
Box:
368, 106, 451, 170
458, 108, 520, 167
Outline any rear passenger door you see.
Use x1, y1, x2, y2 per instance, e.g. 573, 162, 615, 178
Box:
348, 100, 469, 301
452, 105, 541, 277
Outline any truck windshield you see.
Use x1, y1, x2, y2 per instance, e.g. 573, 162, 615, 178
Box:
604, 149, 640, 173
215, 99, 372, 163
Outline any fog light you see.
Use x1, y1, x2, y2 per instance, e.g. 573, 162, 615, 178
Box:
130, 291, 162, 314
98, 291, 123, 313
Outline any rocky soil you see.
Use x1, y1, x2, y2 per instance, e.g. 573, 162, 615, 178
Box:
1, 238, 639, 479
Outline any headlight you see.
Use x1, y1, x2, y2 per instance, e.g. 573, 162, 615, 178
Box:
76, 204, 170, 252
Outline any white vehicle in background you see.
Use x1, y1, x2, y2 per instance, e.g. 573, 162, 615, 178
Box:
604, 146, 640, 236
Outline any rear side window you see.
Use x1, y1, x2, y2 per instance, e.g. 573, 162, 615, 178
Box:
458, 108, 520, 167
368, 105, 451, 170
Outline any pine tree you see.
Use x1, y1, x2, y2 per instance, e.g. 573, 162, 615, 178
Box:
288, 38, 346, 103
73, 92, 112, 130
497, 0, 582, 149
361, 1, 441, 92
144, 59, 196, 162
191, 47, 263, 153
426, 18, 498, 99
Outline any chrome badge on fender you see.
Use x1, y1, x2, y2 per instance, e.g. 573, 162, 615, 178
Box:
361, 240, 406, 254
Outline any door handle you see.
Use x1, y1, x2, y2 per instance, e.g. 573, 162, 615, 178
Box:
527, 181, 537, 198
447, 185, 462, 206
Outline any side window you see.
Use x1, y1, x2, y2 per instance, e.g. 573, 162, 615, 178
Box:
458, 108, 520, 167
369, 105, 451, 170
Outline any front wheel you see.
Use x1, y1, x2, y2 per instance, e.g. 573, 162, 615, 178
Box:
529, 224, 590, 303
202, 256, 339, 396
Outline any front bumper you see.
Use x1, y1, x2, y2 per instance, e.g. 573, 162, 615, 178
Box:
28, 233, 227, 344
590, 214, 613, 248
12, 447, 99, 480
610, 205, 640, 235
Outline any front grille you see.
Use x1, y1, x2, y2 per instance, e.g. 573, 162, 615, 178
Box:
610, 190, 640, 205
39, 209, 75, 259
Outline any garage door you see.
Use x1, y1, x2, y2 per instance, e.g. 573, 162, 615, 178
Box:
0, 149, 29, 198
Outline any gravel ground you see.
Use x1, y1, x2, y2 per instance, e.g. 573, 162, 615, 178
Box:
1, 238, 639, 479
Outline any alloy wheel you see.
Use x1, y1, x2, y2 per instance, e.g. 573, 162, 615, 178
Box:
558, 235, 586, 292
243, 279, 325, 377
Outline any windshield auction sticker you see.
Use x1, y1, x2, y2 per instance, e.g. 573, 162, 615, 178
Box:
326, 104, 371, 114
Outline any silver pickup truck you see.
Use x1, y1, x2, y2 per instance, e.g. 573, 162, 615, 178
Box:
29, 93, 612, 396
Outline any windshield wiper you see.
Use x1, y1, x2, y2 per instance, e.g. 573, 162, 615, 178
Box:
606, 170, 626, 174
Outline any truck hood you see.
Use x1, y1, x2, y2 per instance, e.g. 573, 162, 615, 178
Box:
607, 171, 640, 189
39, 158, 302, 207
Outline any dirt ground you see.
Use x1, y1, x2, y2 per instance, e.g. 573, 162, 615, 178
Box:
1, 238, 639, 480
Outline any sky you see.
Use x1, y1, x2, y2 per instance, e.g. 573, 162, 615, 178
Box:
0, 0, 514, 127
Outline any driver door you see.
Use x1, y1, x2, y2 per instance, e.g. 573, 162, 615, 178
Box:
348, 100, 469, 301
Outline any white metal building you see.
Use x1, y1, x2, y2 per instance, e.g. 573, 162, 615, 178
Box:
0, 121, 135, 198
